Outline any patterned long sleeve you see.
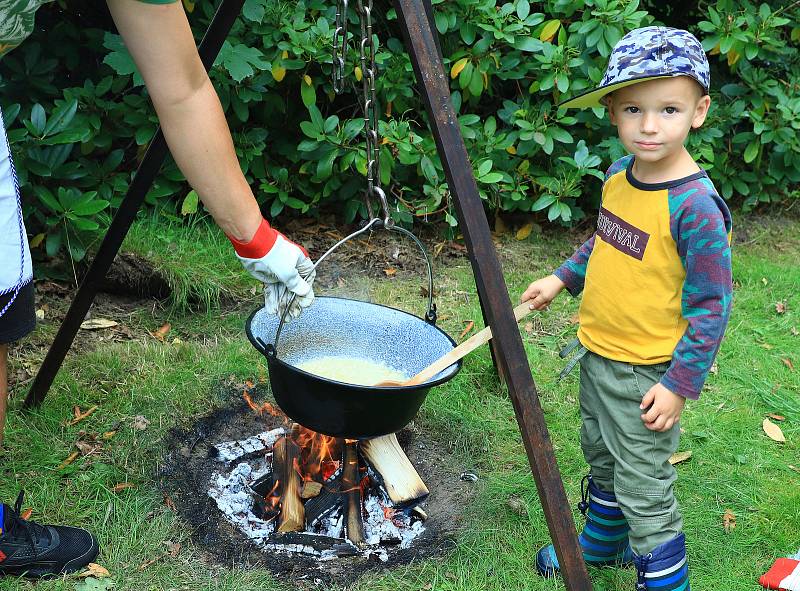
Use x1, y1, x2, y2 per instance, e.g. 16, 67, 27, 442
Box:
554, 235, 595, 296
660, 179, 733, 399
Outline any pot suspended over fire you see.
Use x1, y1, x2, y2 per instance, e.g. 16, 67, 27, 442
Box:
246, 296, 462, 439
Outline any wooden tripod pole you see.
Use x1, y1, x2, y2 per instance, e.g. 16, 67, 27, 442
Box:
393, 1, 592, 589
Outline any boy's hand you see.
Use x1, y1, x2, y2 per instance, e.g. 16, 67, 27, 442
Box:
521, 275, 566, 310
639, 383, 686, 432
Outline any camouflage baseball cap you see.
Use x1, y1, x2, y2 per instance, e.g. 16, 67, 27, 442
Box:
560, 26, 710, 109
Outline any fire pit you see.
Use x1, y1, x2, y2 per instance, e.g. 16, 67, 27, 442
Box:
158, 381, 478, 587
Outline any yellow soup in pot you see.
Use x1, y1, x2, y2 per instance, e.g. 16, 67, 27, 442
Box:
295, 356, 408, 386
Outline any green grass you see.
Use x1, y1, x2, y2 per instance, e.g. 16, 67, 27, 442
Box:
2, 213, 798, 590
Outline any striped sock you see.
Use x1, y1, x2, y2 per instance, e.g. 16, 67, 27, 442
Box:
536, 475, 632, 576
634, 533, 690, 591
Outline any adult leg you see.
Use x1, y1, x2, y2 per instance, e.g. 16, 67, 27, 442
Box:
0, 343, 7, 448
105, 0, 262, 242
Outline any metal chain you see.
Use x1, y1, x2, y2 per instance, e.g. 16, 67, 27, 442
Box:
332, 0, 392, 227
332, 0, 349, 94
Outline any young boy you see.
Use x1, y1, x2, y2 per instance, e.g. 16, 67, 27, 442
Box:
521, 27, 733, 590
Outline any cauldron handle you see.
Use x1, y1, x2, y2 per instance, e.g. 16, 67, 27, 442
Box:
271, 217, 439, 353
384, 224, 437, 325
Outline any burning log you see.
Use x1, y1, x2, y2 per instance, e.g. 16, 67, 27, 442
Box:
360, 433, 429, 508
274, 425, 305, 533
342, 440, 365, 545
304, 469, 344, 526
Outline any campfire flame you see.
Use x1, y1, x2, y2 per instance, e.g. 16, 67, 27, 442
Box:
242, 391, 287, 423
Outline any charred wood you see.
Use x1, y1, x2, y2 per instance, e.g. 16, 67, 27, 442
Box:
342, 441, 365, 545
266, 532, 360, 557
304, 469, 344, 526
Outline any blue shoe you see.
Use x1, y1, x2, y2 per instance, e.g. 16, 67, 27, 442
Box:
536, 475, 634, 577
633, 534, 690, 590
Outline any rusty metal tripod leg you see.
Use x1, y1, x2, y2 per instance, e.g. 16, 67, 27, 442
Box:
393, 2, 592, 589
24, 0, 246, 409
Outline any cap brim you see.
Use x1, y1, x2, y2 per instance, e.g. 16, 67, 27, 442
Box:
558, 74, 673, 109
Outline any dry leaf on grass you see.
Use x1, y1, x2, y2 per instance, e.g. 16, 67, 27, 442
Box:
775, 301, 787, 314
709, 362, 719, 375
150, 323, 171, 342
132, 416, 150, 431
524, 321, 534, 334
75, 440, 101, 456
58, 451, 80, 469
722, 509, 736, 533
789, 465, 800, 474
767, 413, 786, 422
66, 405, 99, 427
80, 318, 119, 330
164, 541, 181, 558
459, 321, 475, 340
669, 450, 693, 465
515, 222, 534, 241
792, 327, 799, 336
112, 483, 135, 493
763, 418, 786, 443
383, 267, 397, 277
782, 358, 795, 371
78, 563, 111, 579
163, 494, 177, 512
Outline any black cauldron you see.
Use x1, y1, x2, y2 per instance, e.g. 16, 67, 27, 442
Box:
246, 296, 462, 439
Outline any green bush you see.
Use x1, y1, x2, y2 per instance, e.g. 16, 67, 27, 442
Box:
1, 0, 798, 262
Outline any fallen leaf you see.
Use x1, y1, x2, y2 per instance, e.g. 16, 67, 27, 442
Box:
58, 451, 80, 469
137, 556, 161, 571
761, 277, 768, 285
67, 405, 99, 426
791, 327, 799, 336
569, 313, 580, 325
164, 494, 177, 512
722, 509, 736, 533
789, 465, 800, 473
669, 450, 693, 465
80, 318, 119, 330
75, 440, 101, 456
459, 321, 475, 340
506, 495, 527, 516
763, 418, 786, 443
78, 563, 111, 579
494, 215, 508, 235
709, 362, 718, 375
164, 540, 181, 558
132, 415, 150, 431
424, 584, 433, 591
36, 308, 45, 320
383, 267, 397, 277
515, 222, 534, 241
112, 483, 135, 493
760, 343, 773, 350
524, 321, 534, 334
102, 430, 118, 440
767, 413, 785, 422
21, 508, 32, 520
782, 358, 795, 371
775, 301, 786, 314
150, 323, 171, 342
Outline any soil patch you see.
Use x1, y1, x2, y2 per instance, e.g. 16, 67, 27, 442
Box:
158, 383, 478, 589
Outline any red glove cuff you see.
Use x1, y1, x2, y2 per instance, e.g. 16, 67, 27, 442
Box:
227, 218, 277, 259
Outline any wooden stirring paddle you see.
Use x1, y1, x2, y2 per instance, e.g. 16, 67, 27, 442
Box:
377, 301, 533, 387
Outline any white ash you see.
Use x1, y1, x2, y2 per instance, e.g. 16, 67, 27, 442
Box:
208, 435, 427, 558
208, 460, 276, 545
363, 494, 425, 548
213, 428, 285, 462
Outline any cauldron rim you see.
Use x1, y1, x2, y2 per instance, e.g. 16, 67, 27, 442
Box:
245, 296, 463, 390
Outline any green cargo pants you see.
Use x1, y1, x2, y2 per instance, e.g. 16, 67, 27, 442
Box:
578, 348, 683, 555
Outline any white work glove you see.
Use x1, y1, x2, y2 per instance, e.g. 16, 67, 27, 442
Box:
228, 219, 316, 320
